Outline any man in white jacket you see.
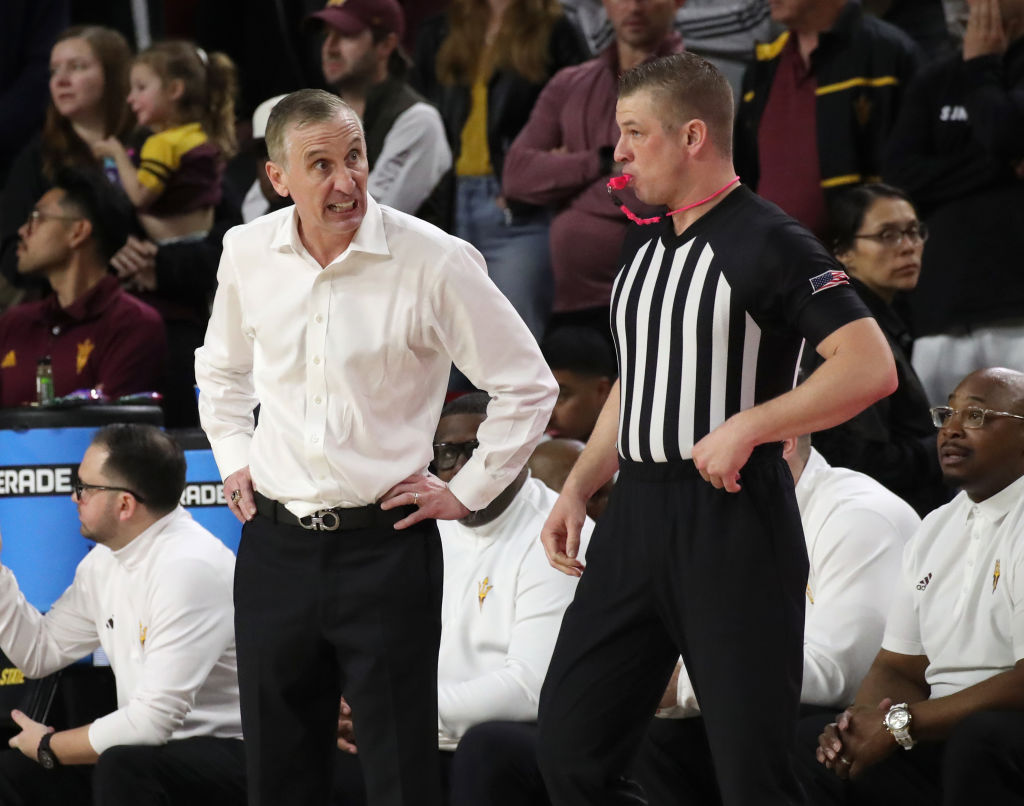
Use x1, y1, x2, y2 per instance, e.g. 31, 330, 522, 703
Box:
633, 432, 921, 806
332, 392, 592, 806
0, 424, 244, 806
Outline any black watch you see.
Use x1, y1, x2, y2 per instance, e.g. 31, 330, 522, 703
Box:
37, 732, 60, 769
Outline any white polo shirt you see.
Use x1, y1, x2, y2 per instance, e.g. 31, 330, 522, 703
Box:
882, 473, 1024, 699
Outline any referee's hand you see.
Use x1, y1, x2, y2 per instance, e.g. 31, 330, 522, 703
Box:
541, 493, 586, 577
692, 417, 754, 493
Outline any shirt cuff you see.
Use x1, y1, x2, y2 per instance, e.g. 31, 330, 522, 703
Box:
209, 433, 253, 481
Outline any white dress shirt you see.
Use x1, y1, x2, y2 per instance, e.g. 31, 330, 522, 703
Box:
436, 476, 592, 749
663, 448, 919, 716
883, 473, 1024, 699
195, 196, 557, 516
0, 508, 242, 754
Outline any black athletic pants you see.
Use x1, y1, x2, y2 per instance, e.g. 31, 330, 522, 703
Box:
0, 736, 246, 806
234, 512, 443, 806
537, 448, 808, 806
331, 721, 550, 806
632, 705, 835, 806
795, 708, 1024, 805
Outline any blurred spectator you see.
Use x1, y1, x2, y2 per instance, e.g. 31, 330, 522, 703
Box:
735, 0, 919, 238
503, 0, 683, 330
541, 326, 616, 442
804, 184, 948, 517
240, 95, 292, 223
634, 432, 919, 806
0, 25, 132, 308
865, 0, 954, 60
529, 437, 613, 520
560, 0, 772, 96
92, 41, 237, 245
331, 392, 592, 806
0, 168, 166, 407
195, 0, 323, 120
0, 0, 69, 189
884, 0, 1024, 407
308, 0, 452, 223
398, 0, 449, 55
70, 0, 163, 50
411, 1, 588, 339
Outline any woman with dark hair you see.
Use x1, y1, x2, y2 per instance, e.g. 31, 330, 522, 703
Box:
806, 182, 949, 516
0, 25, 133, 298
411, 0, 588, 340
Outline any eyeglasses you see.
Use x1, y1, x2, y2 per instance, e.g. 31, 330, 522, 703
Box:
432, 440, 479, 472
72, 473, 146, 503
25, 208, 81, 235
929, 406, 1024, 430
853, 222, 928, 248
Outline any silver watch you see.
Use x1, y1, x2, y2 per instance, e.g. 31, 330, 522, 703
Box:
883, 702, 915, 750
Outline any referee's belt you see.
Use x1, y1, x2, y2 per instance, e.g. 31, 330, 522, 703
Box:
253, 492, 414, 532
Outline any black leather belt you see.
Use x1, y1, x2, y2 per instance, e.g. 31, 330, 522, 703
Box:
253, 492, 414, 532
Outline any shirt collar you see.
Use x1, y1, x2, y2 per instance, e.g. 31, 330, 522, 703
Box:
111, 507, 186, 570
970, 473, 1024, 527
270, 193, 391, 265
44, 274, 121, 323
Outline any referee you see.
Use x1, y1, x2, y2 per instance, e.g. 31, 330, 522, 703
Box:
537, 53, 897, 806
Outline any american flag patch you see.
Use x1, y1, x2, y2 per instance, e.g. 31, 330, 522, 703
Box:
809, 269, 850, 294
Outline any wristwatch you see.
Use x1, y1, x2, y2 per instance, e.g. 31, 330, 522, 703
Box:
883, 702, 915, 750
37, 732, 60, 769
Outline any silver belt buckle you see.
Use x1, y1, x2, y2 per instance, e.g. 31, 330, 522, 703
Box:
298, 509, 342, 531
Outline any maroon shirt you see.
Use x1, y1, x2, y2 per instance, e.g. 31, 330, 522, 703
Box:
503, 35, 684, 313
755, 35, 829, 239
0, 275, 167, 407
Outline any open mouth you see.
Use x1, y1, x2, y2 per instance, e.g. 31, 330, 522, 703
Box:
327, 201, 356, 213
939, 443, 970, 465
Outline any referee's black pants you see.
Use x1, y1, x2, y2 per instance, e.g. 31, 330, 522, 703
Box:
537, 449, 808, 806
234, 512, 443, 806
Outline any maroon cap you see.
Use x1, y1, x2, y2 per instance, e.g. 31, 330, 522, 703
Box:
307, 0, 405, 40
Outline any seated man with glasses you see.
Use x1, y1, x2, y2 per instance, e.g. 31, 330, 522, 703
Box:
0, 167, 166, 408
795, 366, 1024, 806
331, 392, 593, 806
0, 423, 246, 806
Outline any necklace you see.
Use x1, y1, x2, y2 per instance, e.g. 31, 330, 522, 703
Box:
607, 174, 741, 226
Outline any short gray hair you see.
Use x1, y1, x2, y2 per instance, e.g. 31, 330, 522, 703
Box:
264, 89, 361, 165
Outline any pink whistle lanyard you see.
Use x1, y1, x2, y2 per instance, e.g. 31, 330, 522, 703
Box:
607, 174, 741, 225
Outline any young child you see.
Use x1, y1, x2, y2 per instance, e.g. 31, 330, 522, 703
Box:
94, 41, 237, 245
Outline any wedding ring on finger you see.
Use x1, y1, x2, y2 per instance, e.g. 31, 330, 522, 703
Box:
413, 492, 420, 506
840, 756, 852, 766
230, 490, 242, 504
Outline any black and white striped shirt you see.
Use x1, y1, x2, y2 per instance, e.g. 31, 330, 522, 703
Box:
610, 186, 869, 463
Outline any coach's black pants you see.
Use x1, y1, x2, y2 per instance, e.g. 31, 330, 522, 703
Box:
234, 513, 443, 806
537, 449, 808, 806
0, 736, 246, 806
795, 709, 1024, 805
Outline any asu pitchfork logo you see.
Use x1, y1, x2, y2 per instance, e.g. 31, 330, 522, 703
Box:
477, 578, 493, 611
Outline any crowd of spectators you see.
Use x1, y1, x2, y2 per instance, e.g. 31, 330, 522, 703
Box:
0, 0, 1022, 803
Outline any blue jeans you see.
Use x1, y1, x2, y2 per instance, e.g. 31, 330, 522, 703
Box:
455, 175, 552, 341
